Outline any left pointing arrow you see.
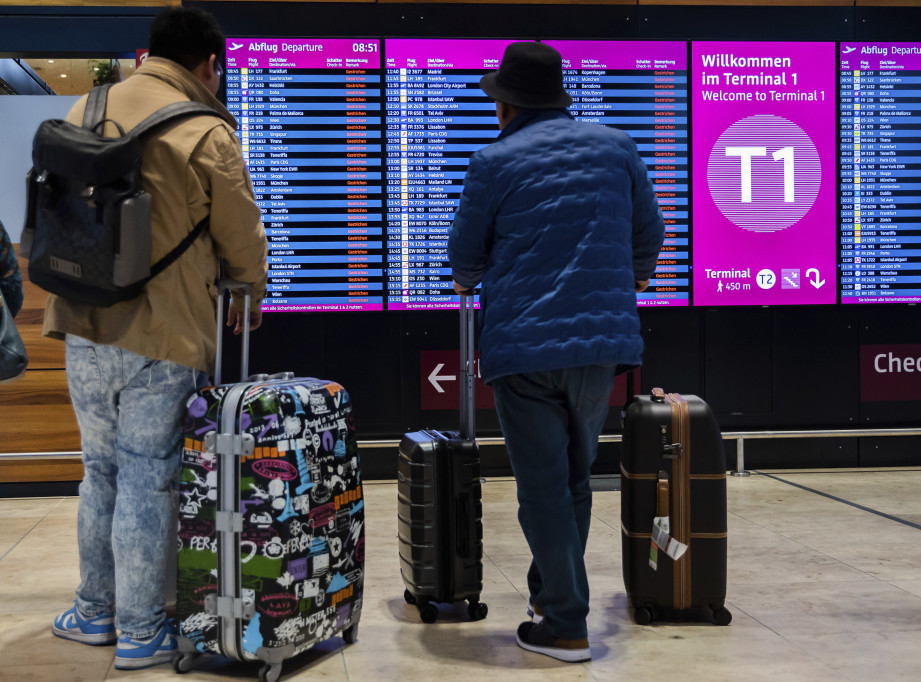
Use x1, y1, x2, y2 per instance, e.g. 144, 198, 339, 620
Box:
428, 363, 457, 394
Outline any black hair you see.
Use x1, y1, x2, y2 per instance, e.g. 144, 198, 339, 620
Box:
148, 6, 225, 72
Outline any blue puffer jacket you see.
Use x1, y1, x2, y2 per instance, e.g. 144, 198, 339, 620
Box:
448, 109, 665, 384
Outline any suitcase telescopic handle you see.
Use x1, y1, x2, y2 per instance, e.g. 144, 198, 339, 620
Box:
458, 289, 477, 441
214, 279, 253, 386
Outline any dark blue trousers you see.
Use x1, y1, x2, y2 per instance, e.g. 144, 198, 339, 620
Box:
491, 365, 616, 639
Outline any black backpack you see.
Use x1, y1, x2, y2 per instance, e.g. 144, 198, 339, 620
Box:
21, 84, 224, 307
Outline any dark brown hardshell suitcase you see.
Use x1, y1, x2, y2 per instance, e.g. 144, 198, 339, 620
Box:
621, 387, 731, 626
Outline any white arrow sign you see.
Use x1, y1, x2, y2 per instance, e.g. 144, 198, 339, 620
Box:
427, 363, 457, 394
806, 268, 825, 289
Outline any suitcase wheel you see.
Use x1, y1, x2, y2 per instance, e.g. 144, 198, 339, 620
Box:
466, 599, 488, 621
173, 653, 196, 674
342, 624, 359, 644
258, 663, 282, 682
633, 606, 654, 626
713, 606, 733, 626
419, 602, 438, 624
403, 589, 417, 606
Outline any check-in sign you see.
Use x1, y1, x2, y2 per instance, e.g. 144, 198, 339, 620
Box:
860, 344, 921, 402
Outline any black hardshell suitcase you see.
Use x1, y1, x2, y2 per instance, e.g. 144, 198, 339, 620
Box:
397, 292, 488, 623
174, 282, 364, 682
621, 384, 732, 626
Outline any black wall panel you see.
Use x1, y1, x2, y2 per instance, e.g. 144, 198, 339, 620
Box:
0, 7, 157, 57
770, 307, 860, 430
728, 437, 859, 470
635, 4, 853, 42
859, 437, 921, 467
855, 6, 921, 42
704, 308, 773, 418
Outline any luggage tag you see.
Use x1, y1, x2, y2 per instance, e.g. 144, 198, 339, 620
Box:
648, 472, 687, 570
649, 515, 688, 571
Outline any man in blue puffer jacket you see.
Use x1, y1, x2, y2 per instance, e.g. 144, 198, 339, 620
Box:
449, 42, 664, 663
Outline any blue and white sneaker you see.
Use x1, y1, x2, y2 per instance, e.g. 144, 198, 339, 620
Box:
114, 621, 178, 670
52, 603, 117, 645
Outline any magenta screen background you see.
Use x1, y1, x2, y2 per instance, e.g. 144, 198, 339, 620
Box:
692, 41, 837, 306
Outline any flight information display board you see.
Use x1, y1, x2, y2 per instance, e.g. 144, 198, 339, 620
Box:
383, 39, 516, 310
839, 42, 921, 304
545, 40, 689, 307
692, 41, 837, 306
225, 38, 383, 311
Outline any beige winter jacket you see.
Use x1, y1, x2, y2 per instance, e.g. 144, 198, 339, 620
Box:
43, 57, 268, 374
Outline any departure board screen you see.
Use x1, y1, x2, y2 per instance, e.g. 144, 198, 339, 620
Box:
545, 40, 689, 307
383, 39, 518, 310
692, 41, 837, 306
225, 38, 383, 311
839, 42, 921, 305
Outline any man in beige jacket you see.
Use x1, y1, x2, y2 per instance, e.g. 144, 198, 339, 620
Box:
48, 7, 267, 670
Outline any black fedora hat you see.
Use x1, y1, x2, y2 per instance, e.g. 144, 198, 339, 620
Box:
480, 42, 572, 109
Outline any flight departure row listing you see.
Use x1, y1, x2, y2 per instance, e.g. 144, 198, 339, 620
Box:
225, 38, 384, 311
839, 42, 921, 305
546, 40, 689, 307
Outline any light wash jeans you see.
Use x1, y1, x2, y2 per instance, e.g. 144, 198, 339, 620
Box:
66, 335, 207, 638
491, 365, 616, 640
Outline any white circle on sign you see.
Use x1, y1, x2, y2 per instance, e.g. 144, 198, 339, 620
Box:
756, 269, 776, 290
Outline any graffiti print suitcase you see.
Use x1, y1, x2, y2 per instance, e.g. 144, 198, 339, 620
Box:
397, 292, 487, 623
175, 281, 363, 682
620, 386, 731, 627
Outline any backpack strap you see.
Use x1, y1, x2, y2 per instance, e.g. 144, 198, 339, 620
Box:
129, 101, 225, 139
82, 84, 113, 129
147, 214, 211, 282
129, 103, 227, 279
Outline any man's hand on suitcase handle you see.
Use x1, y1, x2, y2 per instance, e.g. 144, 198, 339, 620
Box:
452, 280, 477, 296
227, 299, 263, 334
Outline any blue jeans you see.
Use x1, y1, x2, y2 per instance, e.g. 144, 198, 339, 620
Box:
492, 365, 616, 640
66, 335, 206, 638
